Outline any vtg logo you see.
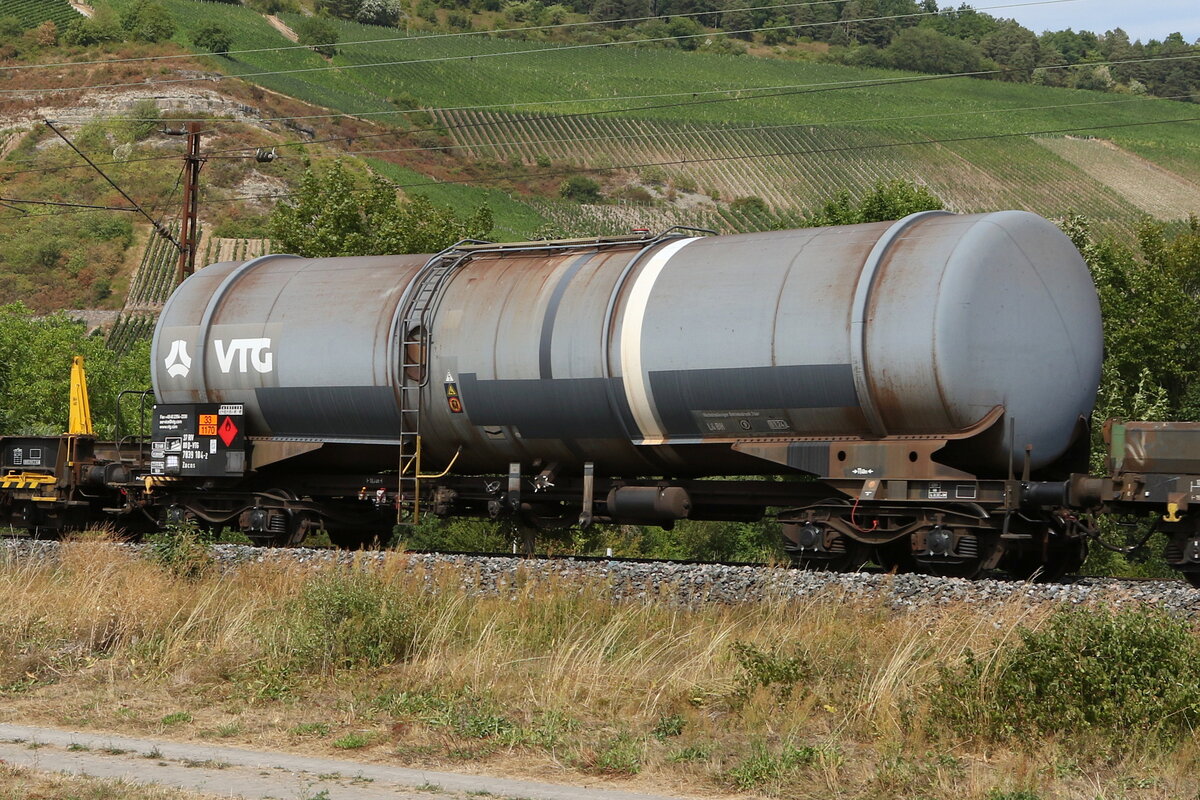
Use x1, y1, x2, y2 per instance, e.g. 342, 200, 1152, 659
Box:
164, 340, 192, 378
215, 338, 274, 374
164, 338, 274, 377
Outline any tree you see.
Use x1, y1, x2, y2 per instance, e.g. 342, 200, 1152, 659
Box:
295, 17, 340, 56
61, 9, 123, 46
356, 0, 402, 25
802, 179, 943, 227
886, 26, 982, 73
0, 17, 21, 41
1060, 214, 1200, 421
0, 304, 151, 437
980, 20, 1039, 80
316, 0, 362, 20
192, 22, 233, 54
119, 0, 176, 42
29, 20, 59, 47
269, 160, 493, 257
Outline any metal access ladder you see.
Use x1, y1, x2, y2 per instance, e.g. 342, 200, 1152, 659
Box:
392, 227, 716, 525
395, 242, 487, 525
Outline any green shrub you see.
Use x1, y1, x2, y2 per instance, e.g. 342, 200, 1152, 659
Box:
284, 569, 420, 672
727, 741, 820, 790
62, 12, 123, 46
619, 186, 653, 204
730, 195, 768, 214
559, 175, 602, 203
668, 744, 711, 762
937, 606, 1200, 744
295, 17, 339, 57
391, 516, 511, 552
332, 732, 372, 749
651, 713, 684, 740
731, 641, 810, 701
590, 732, 643, 775
192, 22, 233, 54
83, 215, 134, 246
121, 100, 161, 143
120, 0, 175, 42
147, 519, 214, 579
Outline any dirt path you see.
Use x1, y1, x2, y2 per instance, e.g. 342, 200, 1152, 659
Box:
0, 724, 689, 800
265, 14, 300, 43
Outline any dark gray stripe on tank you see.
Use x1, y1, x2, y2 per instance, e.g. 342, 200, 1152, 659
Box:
539, 252, 598, 380
256, 386, 401, 439
649, 364, 859, 435
459, 373, 637, 439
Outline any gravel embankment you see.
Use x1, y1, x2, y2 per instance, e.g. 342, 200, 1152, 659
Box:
5, 538, 1200, 616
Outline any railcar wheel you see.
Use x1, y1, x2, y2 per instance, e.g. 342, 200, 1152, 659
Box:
782, 521, 866, 572
912, 527, 999, 579
1184, 572, 1200, 589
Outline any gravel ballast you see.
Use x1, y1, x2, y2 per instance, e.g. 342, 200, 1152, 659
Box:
4, 538, 1199, 617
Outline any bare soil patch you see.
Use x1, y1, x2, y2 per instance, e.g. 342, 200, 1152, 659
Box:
264, 15, 300, 43
1036, 135, 1200, 220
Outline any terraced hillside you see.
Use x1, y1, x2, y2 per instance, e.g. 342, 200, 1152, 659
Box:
85, 0, 1196, 234
12, 0, 1200, 262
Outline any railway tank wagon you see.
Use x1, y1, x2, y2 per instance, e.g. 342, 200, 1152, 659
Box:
148, 210, 1103, 574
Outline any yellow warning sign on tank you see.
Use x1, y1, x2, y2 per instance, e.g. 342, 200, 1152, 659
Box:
198, 414, 217, 436
445, 382, 463, 413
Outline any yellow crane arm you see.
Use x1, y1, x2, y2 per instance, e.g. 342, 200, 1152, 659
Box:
68, 355, 93, 435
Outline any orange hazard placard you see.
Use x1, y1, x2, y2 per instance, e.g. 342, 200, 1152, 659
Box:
198, 414, 217, 436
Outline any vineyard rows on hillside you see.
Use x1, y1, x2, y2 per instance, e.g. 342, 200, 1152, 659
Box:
5, 0, 80, 30
122, 225, 183, 311
438, 107, 1175, 236
97, 0, 1199, 187
104, 312, 156, 356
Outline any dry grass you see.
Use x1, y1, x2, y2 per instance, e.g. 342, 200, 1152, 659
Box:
0, 542, 1197, 799
0, 762, 224, 799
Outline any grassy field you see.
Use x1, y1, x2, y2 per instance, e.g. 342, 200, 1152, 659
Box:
366, 158, 549, 240
3, 538, 1200, 799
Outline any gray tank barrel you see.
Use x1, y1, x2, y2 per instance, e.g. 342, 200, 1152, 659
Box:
153, 211, 1103, 477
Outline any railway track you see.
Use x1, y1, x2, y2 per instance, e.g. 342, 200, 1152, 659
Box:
4, 538, 1198, 617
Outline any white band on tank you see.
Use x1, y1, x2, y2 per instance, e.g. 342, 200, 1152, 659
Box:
619, 237, 698, 445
